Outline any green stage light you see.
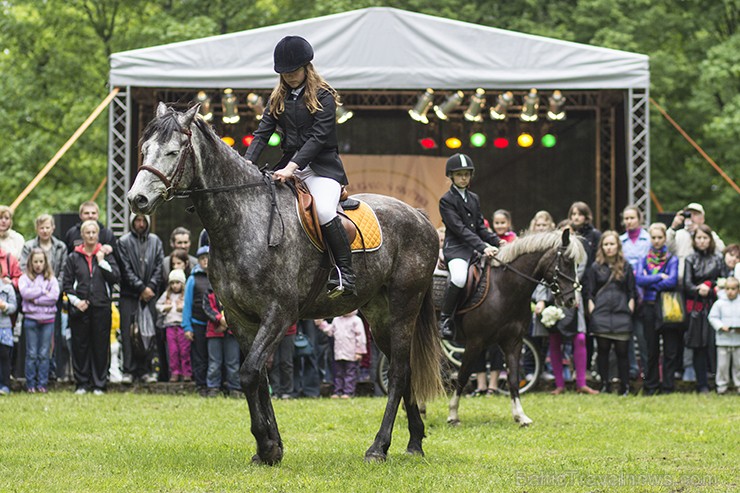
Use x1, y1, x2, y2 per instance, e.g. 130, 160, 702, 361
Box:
541, 134, 557, 148
268, 133, 281, 146
470, 133, 486, 147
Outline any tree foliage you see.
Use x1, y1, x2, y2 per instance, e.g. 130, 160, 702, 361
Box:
1, 0, 738, 242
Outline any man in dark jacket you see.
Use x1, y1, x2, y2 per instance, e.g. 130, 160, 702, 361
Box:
64, 201, 116, 254
116, 213, 164, 383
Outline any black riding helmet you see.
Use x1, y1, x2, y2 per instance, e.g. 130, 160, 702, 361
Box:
445, 153, 475, 176
273, 36, 314, 73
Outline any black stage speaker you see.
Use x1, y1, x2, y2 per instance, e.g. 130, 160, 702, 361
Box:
53, 212, 80, 241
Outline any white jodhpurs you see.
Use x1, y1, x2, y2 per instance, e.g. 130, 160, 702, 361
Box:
295, 166, 341, 225
447, 258, 469, 288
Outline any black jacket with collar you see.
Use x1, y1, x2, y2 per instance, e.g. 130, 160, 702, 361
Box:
244, 88, 347, 185
684, 250, 724, 299
439, 185, 499, 262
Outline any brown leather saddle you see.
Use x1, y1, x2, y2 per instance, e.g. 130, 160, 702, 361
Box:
432, 256, 491, 314
294, 178, 357, 251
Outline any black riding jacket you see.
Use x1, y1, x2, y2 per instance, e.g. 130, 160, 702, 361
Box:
245, 88, 348, 185
439, 186, 499, 262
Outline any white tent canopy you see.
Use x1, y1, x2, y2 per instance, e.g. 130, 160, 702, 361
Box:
109, 7, 649, 90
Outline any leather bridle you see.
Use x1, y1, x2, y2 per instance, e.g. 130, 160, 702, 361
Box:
138, 128, 194, 202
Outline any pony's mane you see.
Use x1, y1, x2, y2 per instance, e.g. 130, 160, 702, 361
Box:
497, 231, 586, 265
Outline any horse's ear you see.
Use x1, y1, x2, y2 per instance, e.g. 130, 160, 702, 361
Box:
561, 228, 570, 247
156, 102, 168, 118
178, 104, 200, 129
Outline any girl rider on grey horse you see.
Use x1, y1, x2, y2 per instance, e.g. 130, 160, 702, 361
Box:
438, 154, 500, 340
245, 36, 355, 298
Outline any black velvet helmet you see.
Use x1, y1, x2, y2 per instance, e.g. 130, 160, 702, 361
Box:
445, 153, 475, 176
273, 36, 314, 73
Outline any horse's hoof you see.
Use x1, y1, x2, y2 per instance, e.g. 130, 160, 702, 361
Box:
364, 451, 387, 463
251, 443, 284, 466
405, 447, 425, 457
516, 417, 533, 427
447, 418, 460, 426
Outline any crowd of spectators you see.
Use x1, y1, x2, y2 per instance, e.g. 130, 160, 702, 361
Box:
0, 197, 737, 398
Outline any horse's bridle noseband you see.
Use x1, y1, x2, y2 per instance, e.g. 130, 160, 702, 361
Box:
138, 128, 194, 202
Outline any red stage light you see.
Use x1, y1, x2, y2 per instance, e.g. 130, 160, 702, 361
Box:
419, 137, 437, 149
242, 135, 254, 147
493, 137, 509, 149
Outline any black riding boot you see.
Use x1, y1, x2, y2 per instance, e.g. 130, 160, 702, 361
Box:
321, 216, 356, 298
438, 284, 463, 340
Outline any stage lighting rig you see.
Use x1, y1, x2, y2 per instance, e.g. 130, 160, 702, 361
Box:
433, 91, 464, 120
409, 88, 435, 124
546, 90, 566, 121
489, 91, 513, 120
519, 89, 539, 122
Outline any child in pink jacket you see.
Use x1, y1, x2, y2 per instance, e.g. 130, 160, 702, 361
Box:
317, 310, 366, 398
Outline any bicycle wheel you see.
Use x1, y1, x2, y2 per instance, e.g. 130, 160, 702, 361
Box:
376, 352, 389, 395
494, 336, 541, 395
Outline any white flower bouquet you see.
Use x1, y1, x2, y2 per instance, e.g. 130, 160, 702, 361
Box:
540, 305, 565, 328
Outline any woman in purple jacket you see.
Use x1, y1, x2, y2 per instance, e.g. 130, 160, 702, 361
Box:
19, 248, 60, 393
635, 223, 679, 395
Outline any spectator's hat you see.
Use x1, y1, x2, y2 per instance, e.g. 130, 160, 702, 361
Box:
196, 245, 210, 257
168, 269, 186, 284
685, 202, 705, 215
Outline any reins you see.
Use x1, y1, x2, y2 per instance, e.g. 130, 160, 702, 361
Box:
137, 126, 285, 247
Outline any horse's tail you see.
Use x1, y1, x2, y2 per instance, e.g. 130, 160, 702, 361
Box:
410, 283, 445, 405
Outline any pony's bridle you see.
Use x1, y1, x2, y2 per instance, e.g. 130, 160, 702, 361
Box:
545, 248, 582, 301
138, 128, 194, 202
495, 246, 581, 300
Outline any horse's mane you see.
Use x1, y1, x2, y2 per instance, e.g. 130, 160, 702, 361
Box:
497, 231, 586, 265
140, 105, 221, 147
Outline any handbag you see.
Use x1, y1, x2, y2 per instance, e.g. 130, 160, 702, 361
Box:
553, 305, 579, 338
131, 303, 155, 358
655, 291, 685, 329
294, 331, 314, 358
683, 302, 710, 349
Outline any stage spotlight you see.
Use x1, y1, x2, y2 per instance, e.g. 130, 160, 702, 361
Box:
464, 88, 486, 122
196, 91, 213, 122
419, 137, 438, 150
268, 133, 281, 147
246, 93, 265, 121
445, 137, 462, 149
242, 134, 254, 147
409, 88, 434, 124
434, 91, 464, 120
546, 90, 566, 121
221, 136, 235, 147
470, 133, 487, 148
517, 132, 534, 148
489, 91, 513, 120
519, 89, 539, 122
541, 134, 557, 148
493, 137, 509, 149
336, 105, 354, 124
222, 89, 240, 124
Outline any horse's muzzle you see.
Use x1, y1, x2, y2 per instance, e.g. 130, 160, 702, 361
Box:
130, 193, 151, 213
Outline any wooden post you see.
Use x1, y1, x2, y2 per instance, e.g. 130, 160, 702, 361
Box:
10, 87, 121, 211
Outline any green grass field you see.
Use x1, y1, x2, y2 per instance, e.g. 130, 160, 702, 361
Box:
1, 391, 737, 492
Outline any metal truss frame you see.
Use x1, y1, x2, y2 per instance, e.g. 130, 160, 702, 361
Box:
627, 88, 650, 222
107, 87, 131, 237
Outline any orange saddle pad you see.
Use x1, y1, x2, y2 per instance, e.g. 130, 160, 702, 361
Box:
297, 199, 383, 253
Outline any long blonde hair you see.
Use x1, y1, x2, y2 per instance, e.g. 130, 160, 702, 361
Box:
595, 230, 626, 280
25, 248, 54, 281
268, 63, 340, 115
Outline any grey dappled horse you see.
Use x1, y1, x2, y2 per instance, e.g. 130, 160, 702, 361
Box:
447, 230, 586, 427
128, 104, 444, 464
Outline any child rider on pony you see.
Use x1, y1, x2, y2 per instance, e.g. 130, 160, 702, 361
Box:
438, 153, 500, 340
